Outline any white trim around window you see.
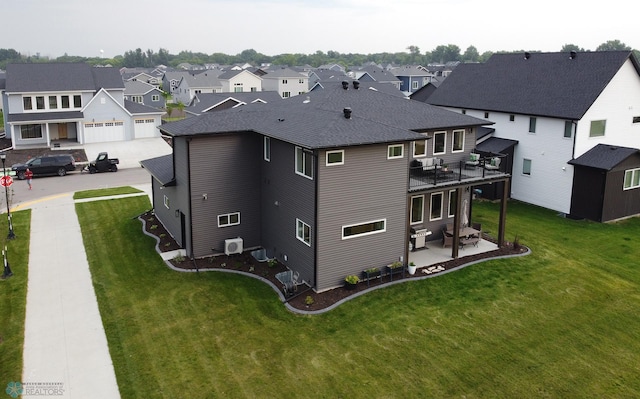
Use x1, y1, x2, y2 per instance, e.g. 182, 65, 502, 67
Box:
163, 195, 170, 209
295, 146, 313, 179
410, 195, 424, 225
218, 212, 240, 227
429, 192, 444, 221
342, 219, 386, 239
326, 149, 344, 166
433, 131, 446, 155
452, 129, 465, 153
448, 190, 456, 218
413, 140, 427, 157
264, 137, 271, 162
387, 144, 404, 159
296, 218, 311, 246
623, 168, 640, 190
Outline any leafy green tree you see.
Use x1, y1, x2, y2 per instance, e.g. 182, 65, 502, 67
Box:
561, 44, 585, 52
431, 44, 461, 64
596, 40, 631, 51
462, 46, 480, 62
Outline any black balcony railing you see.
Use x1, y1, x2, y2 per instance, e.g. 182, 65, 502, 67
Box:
409, 155, 507, 190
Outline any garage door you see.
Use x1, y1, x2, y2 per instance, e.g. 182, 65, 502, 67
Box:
134, 119, 158, 139
84, 121, 125, 143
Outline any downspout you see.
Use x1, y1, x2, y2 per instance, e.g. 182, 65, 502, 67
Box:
186, 137, 194, 260
313, 150, 319, 290
571, 120, 578, 159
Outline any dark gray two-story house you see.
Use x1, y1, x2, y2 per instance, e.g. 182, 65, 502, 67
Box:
142, 81, 510, 292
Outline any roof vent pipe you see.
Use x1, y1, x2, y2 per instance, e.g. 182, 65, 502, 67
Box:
524, 52, 531, 60
341, 81, 349, 90
353, 80, 360, 89
343, 107, 352, 119
570, 50, 577, 59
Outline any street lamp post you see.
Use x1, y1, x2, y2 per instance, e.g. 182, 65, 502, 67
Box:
0, 153, 15, 240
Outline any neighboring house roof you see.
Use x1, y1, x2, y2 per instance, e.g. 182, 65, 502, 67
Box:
160, 81, 490, 149
217, 69, 260, 81
310, 69, 348, 82
310, 80, 406, 98
140, 154, 175, 186
5, 62, 124, 92
6, 111, 83, 123
124, 80, 160, 96
390, 65, 431, 77
187, 92, 282, 115
568, 143, 639, 170
262, 67, 306, 79
180, 71, 222, 89
351, 66, 400, 83
124, 99, 165, 115
427, 51, 640, 120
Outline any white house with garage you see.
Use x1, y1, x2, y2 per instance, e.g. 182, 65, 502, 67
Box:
1, 62, 164, 148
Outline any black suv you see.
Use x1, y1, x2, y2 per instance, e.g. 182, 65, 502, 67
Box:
12, 154, 76, 179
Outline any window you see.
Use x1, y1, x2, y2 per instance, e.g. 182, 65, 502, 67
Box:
623, 168, 640, 190
152, 94, 160, 102
452, 129, 465, 152
36, 96, 45, 110
387, 144, 403, 159
23, 97, 32, 110
264, 137, 270, 161
413, 140, 426, 157
234, 87, 244, 93
296, 219, 311, 246
282, 92, 291, 98
433, 131, 446, 154
49, 96, 58, 109
484, 112, 489, 119
342, 219, 386, 239
461, 109, 466, 114
410, 195, 424, 224
563, 121, 573, 138
509, 114, 515, 122
299, 79, 304, 84
589, 120, 606, 137
20, 124, 43, 139
633, 116, 640, 123
412, 81, 419, 89
523, 158, 532, 175
295, 147, 313, 179
61, 96, 70, 109
131, 96, 143, 103
218, 212, 240, 227
73, 95, 81, 108
326, 150, 344, 166
163, 195, 170, 209
282, 79, 288, 84
529, 117, 537, 133
430, 192, 443, 221
448, 190, 457, 218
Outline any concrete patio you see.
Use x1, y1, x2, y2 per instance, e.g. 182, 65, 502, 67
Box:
408, 236, 498, 269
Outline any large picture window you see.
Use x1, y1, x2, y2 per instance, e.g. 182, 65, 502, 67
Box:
295, 147, 313, 179
342, 219, 386, 239
623, 168, 640, 190
218, 212, 240, 227
410, 195, 424, 224
433, 131, 446, 154
430, 192, 443, 221
20, 124, 43, 139
296, 219, 311, 246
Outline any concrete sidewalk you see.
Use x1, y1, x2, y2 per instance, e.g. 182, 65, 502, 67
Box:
20, 189, 152, 398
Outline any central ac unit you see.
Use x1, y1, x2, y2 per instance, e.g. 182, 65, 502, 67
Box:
224, 237, 243, 255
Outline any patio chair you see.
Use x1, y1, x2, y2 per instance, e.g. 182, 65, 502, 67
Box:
484, 157, 501, 172
442, 229, 454, 248
465, 153, 481, 169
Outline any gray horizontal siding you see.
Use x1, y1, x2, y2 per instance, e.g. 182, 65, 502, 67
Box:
189, 134, 262, 257
316, 143, 409, 291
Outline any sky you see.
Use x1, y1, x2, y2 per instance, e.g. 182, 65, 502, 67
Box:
4, 0, 639, 59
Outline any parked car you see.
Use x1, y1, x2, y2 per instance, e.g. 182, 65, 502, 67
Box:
11, 154, 76, 179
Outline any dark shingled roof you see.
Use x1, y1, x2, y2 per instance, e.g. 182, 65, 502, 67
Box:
568, 144, 639, 170
476, 136, 518, 155
427, 51, 639, 120
5, 63, 124, 92
124, 99, 164, 115
187, 92, 283, 114
160, 81, 490, 149
140, 154, 175, 186
7, 111, 83, 122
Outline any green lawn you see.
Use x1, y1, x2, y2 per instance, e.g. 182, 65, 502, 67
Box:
73, 186, 143, 200
74, 197, 640, 398
0, 210, 31, 383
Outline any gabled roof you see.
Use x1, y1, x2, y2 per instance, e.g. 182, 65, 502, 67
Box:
160, 81, 490, 149
124, 80, 161, 96
476, 136, 518, 155
5, 63, 124, 92
262, 67, 306, 79
124, 99, 165, 115
217, 69, 260, 81
179, 71, 222, 89
187, 92, 282, 115
568, 144, 639, 170
390, 65, 431, 77
140, 154, 175, 186
427, 51, 639, 120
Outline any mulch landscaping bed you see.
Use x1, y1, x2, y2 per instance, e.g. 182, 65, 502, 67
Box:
140, 210, 528, 312
0, 138, 88, 166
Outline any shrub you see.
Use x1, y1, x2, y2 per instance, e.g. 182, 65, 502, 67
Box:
345, 275, 360, 284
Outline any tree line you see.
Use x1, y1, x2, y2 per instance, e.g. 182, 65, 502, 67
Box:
1, 40, 637, 70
